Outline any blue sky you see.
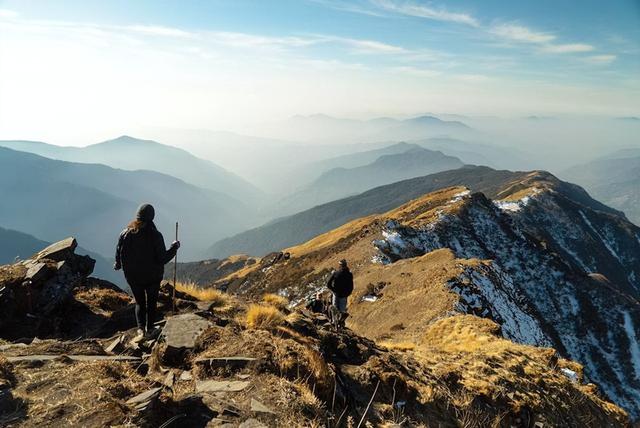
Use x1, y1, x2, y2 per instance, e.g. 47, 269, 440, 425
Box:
0, 0, 638, 143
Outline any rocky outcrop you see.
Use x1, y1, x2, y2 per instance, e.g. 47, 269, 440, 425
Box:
0, 238, 96, 337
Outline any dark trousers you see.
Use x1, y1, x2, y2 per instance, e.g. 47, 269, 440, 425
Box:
129, 281, 160, 331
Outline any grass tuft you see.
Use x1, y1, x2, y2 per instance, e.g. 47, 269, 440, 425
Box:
246, 304, 286, 330
174, 281, 229, 306
262, 293, 289, 310
379, 341, 416, 351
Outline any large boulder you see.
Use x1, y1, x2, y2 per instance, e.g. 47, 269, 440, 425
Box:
0, 237, 96, 335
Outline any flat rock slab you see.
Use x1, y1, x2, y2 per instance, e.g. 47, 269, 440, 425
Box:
179, 370, 193, 381
250, 399, 274, 414
196, 301, 217, 311
34, 237, 77, 262
6, 355, 141, 363
126, 387, 162, 405
196, 380, 250, 393
24, 262, 49, 282
239, 419, 268, 428
162, 313, 213, 349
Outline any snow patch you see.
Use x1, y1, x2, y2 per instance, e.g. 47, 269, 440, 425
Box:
560, 368, 578, 382
623, 311, 640, 381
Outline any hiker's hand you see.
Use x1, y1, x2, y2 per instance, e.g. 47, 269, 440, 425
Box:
172, 240, 181, 250
113, 262, 121, 271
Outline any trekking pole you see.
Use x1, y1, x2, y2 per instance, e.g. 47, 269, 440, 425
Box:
172, 221, 178, 313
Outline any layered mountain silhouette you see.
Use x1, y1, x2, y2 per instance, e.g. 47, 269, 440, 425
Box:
274, 146, 464, 216
0, 136, 263, 203
563, 150, 640, 225
0, 226, 49, 263
210, 171, 640, 418
276, 113, 474, 143
0, 147, 254, 260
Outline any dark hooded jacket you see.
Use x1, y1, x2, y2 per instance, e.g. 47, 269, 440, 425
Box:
327, 267, 353, 298
115, 222, 177, 284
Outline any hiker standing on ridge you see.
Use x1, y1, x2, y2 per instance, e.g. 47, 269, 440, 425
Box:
326, 259, 353, 326
114, 204, 180, 341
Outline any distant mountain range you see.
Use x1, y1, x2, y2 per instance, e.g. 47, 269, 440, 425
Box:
208, 166, 559, 258
0, 136, 263, 203
274, 146, 464, 215
563, 150, 640, 225
271, 113, 474, 144
0, 147, 254, 260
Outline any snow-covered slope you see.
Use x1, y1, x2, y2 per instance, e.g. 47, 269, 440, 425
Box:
373, 182, 640, 417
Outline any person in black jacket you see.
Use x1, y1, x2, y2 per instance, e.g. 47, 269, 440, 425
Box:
305, 291, 326, 314
115, 204, 179, 339
326, 259, 353, 315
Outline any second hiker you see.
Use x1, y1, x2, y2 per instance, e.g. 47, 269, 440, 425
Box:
114, 204, 180, 341
326, 259, 353, 326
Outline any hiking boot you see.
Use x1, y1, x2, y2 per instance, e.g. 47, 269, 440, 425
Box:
144, 327, 160, 341
132, 328, 145, 343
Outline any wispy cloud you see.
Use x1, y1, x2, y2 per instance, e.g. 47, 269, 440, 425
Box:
584, 54, 617, 65
308, 0, 387, 17
127, 25, 194, 38
490, 24, 555, 43
324, 36, 408, 54
489, 23, 597, 55
0, 9, 19, 18
540, 43, 594, 53
372, 0, 479, 26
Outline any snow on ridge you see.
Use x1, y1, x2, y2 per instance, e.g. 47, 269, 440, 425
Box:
579, 210, 623, 263
493, 187, 542, 213
370, 193, 640, 417
623, 311, 640, 381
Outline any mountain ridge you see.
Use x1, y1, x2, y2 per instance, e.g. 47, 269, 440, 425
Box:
208, 173, 640, 418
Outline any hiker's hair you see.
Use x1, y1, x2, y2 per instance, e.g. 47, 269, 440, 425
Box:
127, 219, 147, 233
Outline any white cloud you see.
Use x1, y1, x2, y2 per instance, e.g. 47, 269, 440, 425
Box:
0, 9, 18, 19
540, 43, 594, 53
490, 24, 555, 43
372, 0, 479, 26
126, 25, 194, 38
584, 54, 617, 65
327, 36, 408, 54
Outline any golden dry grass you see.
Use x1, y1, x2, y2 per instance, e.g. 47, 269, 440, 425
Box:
246, 304, 286, 329
379, 341, 416, 351
0, 356, 13, 387
262, 293, 289, 310
175, 281, 229, 306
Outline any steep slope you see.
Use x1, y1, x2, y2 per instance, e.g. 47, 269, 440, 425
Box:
0, 136, 263, 203
563, 154, 640, 225
0, 147, 253, 260
207, 166, 535, 258
0, 241, 629, 426
211, 174, 640, 418
276, 147, 464, 215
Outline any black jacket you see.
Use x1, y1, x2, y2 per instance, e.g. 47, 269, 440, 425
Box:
327, 268, 353, 298
115, 222, 177, 284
